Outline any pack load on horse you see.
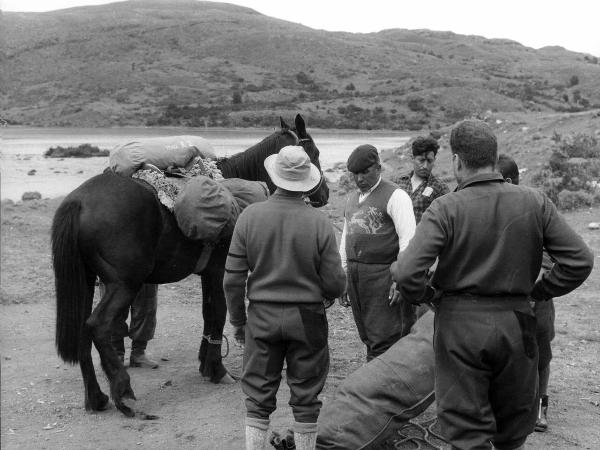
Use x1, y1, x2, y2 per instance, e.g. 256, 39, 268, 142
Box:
51, 114, 329, 417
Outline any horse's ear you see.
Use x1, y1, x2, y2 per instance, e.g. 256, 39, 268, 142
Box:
295, 114, 307, 136
280, 116, 290, 130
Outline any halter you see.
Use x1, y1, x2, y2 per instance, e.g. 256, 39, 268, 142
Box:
282, 128, 326, 205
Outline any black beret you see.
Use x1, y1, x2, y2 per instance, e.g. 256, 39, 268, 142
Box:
347, 144, 379, 173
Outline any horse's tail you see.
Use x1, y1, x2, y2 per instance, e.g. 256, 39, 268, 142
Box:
51, 199, 91, 364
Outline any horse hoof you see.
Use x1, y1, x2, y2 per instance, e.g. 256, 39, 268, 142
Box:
85, 391, 110, 412
97, 392, 110, 411
218, 373, 236, 384
118, 398, 137, 417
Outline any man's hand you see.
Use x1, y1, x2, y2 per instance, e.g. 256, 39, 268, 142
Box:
233, 325, 245, 347
389, 282, 402, 306
338, 292, 351, 308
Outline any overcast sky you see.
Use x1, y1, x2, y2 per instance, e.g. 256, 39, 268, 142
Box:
2, 0, 599, 56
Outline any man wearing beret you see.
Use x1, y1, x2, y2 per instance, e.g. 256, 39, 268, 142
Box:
393, 135, 450, 224
390, 120, 593, 450
339, 144, 416, 361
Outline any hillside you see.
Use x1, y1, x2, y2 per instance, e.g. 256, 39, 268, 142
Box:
2, 0, 600, 129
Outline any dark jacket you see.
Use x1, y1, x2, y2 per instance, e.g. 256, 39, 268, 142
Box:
391, 172, 594, 301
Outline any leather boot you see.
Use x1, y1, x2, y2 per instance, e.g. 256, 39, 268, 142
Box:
245, 417, 269, 450
293, 422, 317, 450
535, 395, 549, 432
130, 340, 159, 369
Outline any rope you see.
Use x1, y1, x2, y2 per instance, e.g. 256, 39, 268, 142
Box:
391, 418, 450, 450
202, 334, 230, 358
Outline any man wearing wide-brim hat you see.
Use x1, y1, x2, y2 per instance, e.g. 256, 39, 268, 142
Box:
224, 145, 346, 450
339, 144, 416, 361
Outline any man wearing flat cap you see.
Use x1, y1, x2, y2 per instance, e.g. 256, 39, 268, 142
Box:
224, 145, 346, 450
339, 144, 416, 361
393, 135, 450, 224
390, 120, 593, 450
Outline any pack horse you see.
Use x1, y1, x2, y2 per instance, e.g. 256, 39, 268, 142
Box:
51, 115, 329, 417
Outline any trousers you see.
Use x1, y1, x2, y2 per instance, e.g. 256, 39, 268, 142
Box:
99, 282, 158, 342
347, 261, 414, 360
434, 296, 538, 450
243, 302, 329, 423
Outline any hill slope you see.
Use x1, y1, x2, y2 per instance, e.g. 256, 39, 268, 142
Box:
2, 0, 600, 128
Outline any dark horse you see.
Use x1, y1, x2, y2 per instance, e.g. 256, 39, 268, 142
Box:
51, 114, 328, 417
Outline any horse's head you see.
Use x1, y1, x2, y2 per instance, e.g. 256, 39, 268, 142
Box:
280, 114, 329, 207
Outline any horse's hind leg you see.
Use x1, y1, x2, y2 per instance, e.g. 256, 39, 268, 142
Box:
198, 245, 234, 384
87, 282, 138, 417
80, 278, 110, 412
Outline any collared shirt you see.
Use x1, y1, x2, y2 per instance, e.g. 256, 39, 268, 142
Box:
391, 172, 593, 301
393, 171, 450, 223
340, 177, 416, 271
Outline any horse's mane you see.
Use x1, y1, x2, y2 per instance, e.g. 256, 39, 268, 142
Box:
217, 130, 291, 186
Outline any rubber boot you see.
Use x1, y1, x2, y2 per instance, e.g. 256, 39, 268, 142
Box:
293, 422, 317, 450
535, 395, 549, 432
130, 340, 159, 369
111, 337, 125, 364
245, 417, 269, 450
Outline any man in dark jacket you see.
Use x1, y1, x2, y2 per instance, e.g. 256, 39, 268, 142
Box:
390, 120, 594, 450
224, 145, 346, 450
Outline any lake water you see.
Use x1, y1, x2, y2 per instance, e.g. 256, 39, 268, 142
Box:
0, 126, 410, 201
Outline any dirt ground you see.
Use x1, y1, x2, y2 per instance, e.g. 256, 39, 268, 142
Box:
2, 167, 600, 448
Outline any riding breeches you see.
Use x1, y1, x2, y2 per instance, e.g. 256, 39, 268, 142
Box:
242, 301, 329, 424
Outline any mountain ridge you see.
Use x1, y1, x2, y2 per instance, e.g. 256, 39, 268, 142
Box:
2, 0, 600, 129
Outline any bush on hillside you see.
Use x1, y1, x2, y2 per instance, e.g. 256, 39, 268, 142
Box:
44, 144, 109, 158
531, 132, 600, 210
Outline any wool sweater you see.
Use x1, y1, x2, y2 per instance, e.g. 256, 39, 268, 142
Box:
224, 191, 346, 327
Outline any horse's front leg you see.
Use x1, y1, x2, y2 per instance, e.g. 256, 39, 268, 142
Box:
87, 283, 138, 417
199, 245, 235, 384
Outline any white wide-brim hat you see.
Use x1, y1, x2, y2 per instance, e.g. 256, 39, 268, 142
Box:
264, 145, 321, 192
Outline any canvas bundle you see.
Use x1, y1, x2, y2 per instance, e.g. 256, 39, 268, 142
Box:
109, 135, 216, 177
174, 176, 269, 242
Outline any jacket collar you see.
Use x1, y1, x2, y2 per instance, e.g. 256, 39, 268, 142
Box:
455, 172, 505, 191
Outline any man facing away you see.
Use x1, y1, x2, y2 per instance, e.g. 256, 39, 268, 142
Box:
223, 145, 346, 450
391, 120, 593, 450
497, 153, 555, 433
339, 144, 416, 361
393, 135, 450, 224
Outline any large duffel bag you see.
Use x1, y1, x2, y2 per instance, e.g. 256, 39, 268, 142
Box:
316, 310, 435, 450
110, 135, 216, 177
174, 176, 268, 242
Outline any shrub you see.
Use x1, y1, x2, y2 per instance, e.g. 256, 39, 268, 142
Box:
558, 189, 593, 210
569, 75, 579, 86
532, 132, 600, 209
44, 144, 109, 158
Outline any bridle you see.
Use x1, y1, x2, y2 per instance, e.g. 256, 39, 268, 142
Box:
282, 128, 326, 205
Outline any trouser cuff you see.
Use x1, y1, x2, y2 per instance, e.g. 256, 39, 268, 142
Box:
245, 416, 270, 431
292, 421, 317, 433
